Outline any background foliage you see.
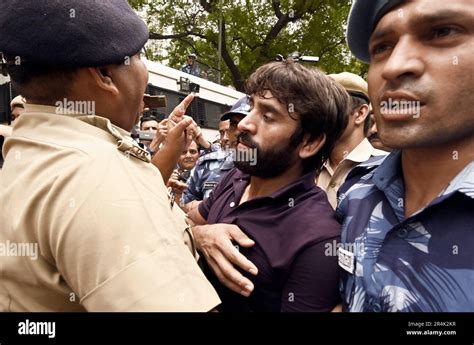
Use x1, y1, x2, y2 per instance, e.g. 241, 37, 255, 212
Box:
129, 0, 368, 91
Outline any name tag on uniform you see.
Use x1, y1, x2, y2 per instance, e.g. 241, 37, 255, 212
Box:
203, 182, 217, 190
338, 247, 355, 274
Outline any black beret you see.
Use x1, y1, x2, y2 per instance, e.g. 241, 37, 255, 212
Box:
0, 0, 149, 67
347, 0, 404, 63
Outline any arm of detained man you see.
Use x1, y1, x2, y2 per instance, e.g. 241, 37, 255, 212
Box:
151, 94, 194, 182
180, 200, 201, 214
188, 174, 258, 296
281, 236, 341, 312
186, 202, 206, 225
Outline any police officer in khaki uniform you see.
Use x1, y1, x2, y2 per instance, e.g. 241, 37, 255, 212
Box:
316, 72, 387, 209
0, 0, 220, 311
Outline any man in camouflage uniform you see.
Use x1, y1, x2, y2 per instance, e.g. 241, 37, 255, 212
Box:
181, 97, 249, 211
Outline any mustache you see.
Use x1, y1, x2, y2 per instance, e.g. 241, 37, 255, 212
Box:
368, 133, 380, 141
377, 84, 428, 103
238, 132, 258, 149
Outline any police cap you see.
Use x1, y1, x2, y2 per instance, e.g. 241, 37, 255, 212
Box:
221, 96, 250, 121
347, 0, 404, 63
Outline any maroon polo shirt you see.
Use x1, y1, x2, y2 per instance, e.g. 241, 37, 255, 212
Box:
198, 168, 341, 312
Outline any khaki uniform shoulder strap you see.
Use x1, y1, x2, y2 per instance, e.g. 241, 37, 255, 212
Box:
77, 115, 151, 163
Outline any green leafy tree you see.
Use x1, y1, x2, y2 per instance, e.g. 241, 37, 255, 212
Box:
129, 0, 368, 91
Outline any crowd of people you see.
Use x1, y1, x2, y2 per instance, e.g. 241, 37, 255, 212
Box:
0, 0, 472, 313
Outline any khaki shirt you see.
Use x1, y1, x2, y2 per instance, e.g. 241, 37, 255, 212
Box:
0, 105, 220, 311
316, 138, 387, 209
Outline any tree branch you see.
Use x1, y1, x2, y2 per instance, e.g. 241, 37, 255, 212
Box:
211, 18, 244, 91
318, 36, 347, 61
199, 0, 217, 13
272, 0, 284, 19
251, 0, 323, 69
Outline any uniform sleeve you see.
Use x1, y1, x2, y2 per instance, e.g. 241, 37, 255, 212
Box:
197, 183, 215, 220
198, 168, 237, 220
198, 167, 236, 220
281, 236, 341, 312
46, 155, 220, 312
182, 162, 205, 204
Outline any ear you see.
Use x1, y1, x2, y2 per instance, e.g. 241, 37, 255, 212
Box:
87, 66, 119, 96
299, 133, 326, 160
354, 104, 369, 126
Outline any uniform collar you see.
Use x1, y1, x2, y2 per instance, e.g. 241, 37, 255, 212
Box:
443, 160, 474, 199
372, 149, 402, 191
373, 150, 474, 199
345, 138, 387, 163
322, 138, 387, 176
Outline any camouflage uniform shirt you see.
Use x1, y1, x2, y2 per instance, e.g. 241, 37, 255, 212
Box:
182, 149, 234, 204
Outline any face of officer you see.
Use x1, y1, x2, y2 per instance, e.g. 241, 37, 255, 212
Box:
367, 112, 392, 152
218, 120, 230, 149
337, 97, 369, 144
367, 0, 474, 150
87, 53, 149, 131
228, 113, 246, 149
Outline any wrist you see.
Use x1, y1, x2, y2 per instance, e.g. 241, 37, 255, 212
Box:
190, 224, 205, 251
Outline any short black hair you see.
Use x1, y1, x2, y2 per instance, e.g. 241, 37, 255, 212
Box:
4, 55, 79, 104
140, 115, 159, 128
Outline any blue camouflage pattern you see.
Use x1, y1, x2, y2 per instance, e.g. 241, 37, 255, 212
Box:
337, 150, 474, 312
182, 149, 234, 204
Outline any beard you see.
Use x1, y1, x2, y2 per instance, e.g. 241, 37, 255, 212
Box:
235, 129, 302, 178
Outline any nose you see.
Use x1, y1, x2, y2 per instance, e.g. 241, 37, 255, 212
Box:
381, 36, 425, 85
237, 111, 257, 134
223, 130, 229, 142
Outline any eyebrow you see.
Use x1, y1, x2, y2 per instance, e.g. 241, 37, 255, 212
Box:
371, 9, 472, 41
255, 96, 289, 118
416, 10, 473, 23
260, 101, 282, 116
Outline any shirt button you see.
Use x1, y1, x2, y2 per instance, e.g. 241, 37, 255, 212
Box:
329, 182, 336, 188
397, 228, 408, 239
230, 201, 235, 208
